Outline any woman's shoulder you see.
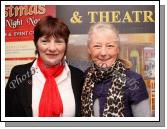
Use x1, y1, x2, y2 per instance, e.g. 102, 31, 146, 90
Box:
10, 61, 34, 72
68, 65, 84, 75
125, 69, 143, 80
68, 65, 84, 83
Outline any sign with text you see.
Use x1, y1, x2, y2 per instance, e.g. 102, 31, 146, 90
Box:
56, 5, 155, 34
5, 5, 56, 42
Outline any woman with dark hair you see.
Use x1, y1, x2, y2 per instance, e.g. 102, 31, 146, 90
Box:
6, 16, 84, 117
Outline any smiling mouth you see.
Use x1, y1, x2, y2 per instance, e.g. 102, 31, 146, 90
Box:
46, 54, 58, 57
46, 53, 58, 55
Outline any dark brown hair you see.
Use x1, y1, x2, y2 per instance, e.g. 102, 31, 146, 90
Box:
33, 16, 70, 54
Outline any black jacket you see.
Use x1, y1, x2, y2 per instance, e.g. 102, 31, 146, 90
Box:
5, 61, 84, 117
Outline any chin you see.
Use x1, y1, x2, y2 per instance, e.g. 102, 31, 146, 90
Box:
45, 61, 60, 67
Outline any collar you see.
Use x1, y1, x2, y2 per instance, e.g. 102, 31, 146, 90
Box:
31, 59, 71, 83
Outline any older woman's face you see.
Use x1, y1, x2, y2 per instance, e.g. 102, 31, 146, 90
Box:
37, 36, 66, 67
88, 30, 119, 68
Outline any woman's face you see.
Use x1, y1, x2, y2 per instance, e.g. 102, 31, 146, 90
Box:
37, 36, 66, 67
88, 30, 119, 68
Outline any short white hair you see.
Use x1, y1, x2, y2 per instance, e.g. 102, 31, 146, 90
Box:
87, 23, 120, 47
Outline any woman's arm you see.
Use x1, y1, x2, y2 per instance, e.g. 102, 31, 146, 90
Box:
131, 98, 152, 117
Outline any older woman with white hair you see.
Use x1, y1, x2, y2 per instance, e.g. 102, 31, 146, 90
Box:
81, 23, 151, 117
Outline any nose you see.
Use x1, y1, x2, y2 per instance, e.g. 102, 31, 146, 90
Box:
100, 46, 107, 56
48, 42, 57, 52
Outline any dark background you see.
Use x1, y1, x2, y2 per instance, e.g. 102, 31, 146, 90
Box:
56, 5, 155, 34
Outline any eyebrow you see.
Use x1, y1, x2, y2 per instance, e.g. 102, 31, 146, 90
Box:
40, 37, 65, 41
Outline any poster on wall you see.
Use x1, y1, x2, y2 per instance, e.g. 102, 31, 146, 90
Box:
5, 5, 56, 42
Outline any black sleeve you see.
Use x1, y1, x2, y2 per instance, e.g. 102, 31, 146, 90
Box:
69, 65, 84, 117
5, 66, 20, 117
75, 70, 84, 117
